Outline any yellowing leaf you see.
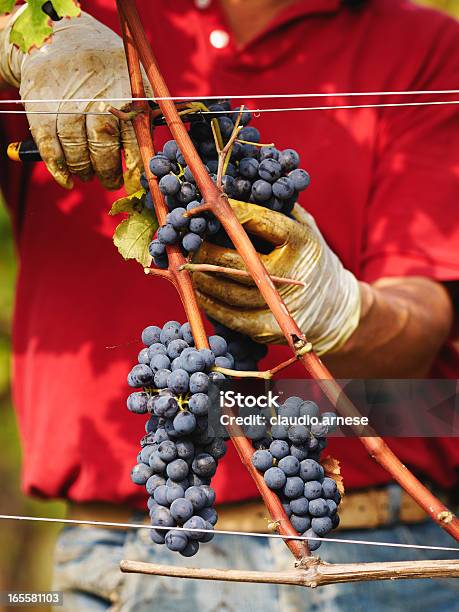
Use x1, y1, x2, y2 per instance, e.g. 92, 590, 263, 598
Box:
9, 0, 80, 52
109, 189, 146, 216
124, 166, 143, 196
10, 1, 52, 51
0, 0, 17, 14
48, 0, 80, 19
322, 456, 345, 498
113, 207, 157, 268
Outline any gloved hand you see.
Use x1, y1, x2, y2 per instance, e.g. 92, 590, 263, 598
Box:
193, 201, 362, 355
0, 9, 148, 190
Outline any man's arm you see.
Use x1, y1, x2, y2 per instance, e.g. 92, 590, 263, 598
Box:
193, 202, 455, 379
323, 277, 453, 378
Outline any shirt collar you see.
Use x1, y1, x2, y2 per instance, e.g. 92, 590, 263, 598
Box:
211, 0, 342, 51
275, 0, 342, 20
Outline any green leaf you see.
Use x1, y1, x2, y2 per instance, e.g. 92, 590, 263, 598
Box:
109, 189, 147, 216
0, 0, 17, 15
49, 0, 80, 19
9, 0, 81, 52
113, 207, 157, 268
110, 190, 157, 268
10, 1, 52, 51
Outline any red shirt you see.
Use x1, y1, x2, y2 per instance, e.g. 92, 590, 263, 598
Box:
2, 0, 459, 507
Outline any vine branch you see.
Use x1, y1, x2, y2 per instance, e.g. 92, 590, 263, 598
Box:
117, 5, 208, 350
120, 558, 459, 586
180, 263, 306, 287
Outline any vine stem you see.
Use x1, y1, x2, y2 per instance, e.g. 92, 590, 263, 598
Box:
116, 1, 309, 560
117, 7, 207, 350
118, 0, 459, 544
223, 405, 308, 560
214, 107, 243, 189
120, 559, 459, 586
213, 356, 300, 380
180, 263, 306, 287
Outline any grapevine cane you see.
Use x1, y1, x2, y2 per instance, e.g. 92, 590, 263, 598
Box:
120, 558, 459, 585
117, 4, 310, 561
116, 19, 207, 350
117, 0, 459, 543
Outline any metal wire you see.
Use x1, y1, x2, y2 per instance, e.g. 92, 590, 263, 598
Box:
0, 514, 458, 552
0, 100, 459, 116
1, 88, 459, 104
0, 110, 111, 115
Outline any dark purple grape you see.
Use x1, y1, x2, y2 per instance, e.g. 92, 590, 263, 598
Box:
258, 158, 282, 183
288, 168, 310, 191
159, 174, 181, 195
142, 326, 162, 346
182, 232, 202, 253
238, 157, 259, 180
251, 179, 272, 202
278, 149, 300, 172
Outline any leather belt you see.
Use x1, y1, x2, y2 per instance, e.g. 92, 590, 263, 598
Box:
67, 485, 434, 534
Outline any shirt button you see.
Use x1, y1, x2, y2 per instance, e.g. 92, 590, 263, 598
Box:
195, 0, 211, 8
210, 29, 229, 49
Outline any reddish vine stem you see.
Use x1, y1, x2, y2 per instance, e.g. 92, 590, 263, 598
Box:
118, 0, 459, 542
117, 3, 307, 559
180, 263, 306, 287
224, 407, 309, 560
117, 7, 207, 350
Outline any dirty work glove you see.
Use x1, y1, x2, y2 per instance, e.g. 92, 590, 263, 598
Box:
0, 9, 149, 190
193, 201, 361, 355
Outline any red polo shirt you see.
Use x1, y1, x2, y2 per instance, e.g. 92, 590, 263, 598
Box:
2, 0, 459, 507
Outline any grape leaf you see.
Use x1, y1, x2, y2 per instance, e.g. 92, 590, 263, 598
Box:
322, 456, 345, 497
10, 2, 53, 51
9, 0, 81, 52
46, 0, 80, 19
110, 190, 157, 268
109, 189, 147, 216
0, 0, 17, 14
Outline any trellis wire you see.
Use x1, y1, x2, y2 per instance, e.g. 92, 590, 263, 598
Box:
0, 514, 458, 553
0, 110, 111, 115
1, 100, 459, 116
1, 88, 459, 104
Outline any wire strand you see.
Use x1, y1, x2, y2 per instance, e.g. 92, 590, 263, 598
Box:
0, 514, 458, 553
1, 100, 459, 116
0, 110, 111, 115
1, 89, 459, 104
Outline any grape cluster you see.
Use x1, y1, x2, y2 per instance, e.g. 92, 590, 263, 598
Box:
148, 200, 221, 269
250, 397, 341, 552
127, 321, 233, 556
143, 99, 311, 268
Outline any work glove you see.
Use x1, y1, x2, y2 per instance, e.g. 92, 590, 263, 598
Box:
193, 201, 361, 355
0, 9, 148, 190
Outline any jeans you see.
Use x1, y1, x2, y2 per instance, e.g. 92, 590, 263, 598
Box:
52, 517, 459, 612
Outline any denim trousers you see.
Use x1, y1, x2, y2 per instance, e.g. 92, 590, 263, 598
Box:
53, 517, 459, 612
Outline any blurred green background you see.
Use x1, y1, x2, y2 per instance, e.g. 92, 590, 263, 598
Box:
0, 200, 65, 603
0, 1, 458, 609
